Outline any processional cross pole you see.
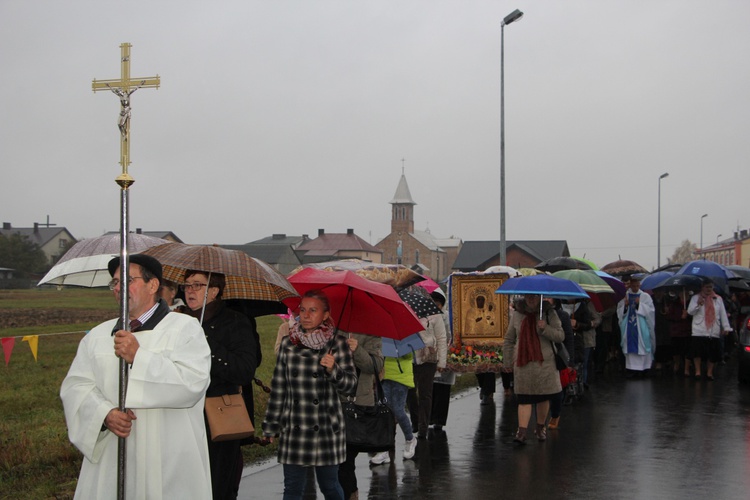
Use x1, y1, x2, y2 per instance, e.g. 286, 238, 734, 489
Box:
92, 42, 159, 500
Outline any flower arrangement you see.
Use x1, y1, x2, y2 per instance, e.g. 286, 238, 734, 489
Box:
447, 340, 504, 373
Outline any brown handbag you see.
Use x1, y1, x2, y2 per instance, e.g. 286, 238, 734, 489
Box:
204, 387, 254, 442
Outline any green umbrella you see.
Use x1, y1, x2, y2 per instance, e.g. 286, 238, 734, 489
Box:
552, 269, 613, 293
572, 256, 599, 271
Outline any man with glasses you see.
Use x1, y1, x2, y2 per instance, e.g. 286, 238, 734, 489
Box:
61, 254, 213, 498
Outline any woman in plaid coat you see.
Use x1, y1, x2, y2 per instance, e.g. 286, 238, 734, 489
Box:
262, 290, 357, 500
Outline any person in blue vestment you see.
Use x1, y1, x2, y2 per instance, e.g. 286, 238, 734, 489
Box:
616, 274, 656, 377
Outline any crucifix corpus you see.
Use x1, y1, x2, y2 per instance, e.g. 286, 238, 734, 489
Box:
91, 42, 159, 500
92, 42, 160, 186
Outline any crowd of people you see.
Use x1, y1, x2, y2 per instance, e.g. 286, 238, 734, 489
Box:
59, 255, 746, 499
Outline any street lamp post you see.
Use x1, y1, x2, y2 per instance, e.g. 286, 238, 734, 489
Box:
700, 213, 708, 257
657, 172, 669, 267
499, 8, 523, 267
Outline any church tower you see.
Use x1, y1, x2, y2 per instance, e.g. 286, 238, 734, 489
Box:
389, 172, 416, 235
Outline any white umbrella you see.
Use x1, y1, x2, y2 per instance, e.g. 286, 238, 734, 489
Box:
38, 233, 169, 287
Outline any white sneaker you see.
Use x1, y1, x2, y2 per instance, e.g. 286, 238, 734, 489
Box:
369, 451, 390, 465
403, 438, 418, 460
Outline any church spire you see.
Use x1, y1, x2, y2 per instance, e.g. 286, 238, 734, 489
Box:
389, 166, 415, 234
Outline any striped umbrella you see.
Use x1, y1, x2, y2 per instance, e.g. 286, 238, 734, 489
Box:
140, 243, 298, 302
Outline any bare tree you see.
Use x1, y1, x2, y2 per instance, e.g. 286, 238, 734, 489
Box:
668, 239, 697, 265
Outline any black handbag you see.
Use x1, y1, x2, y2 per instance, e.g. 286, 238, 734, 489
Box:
342, 355, 395, 452
551, 342, 570, 371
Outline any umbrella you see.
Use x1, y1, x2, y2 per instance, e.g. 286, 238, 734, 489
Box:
381, 333, 425, 358
589, 270, 627, 311
552, 270, 613, 294
291, 259, 424, 291
729, 278, 750, 292
573, 257, 599, 271
517, 267, 546, 276
285, 268, 424, 340
414, 276, 441, 293
535, 256, 594, 273
600, 259, 648, 277
727, 265, 750, 280
398, 288, 442, 318
37, 233, 169, 287
674, 260, 736, 291
640, 271, 675, 292
553, 269, 617, 312
140, 243, 298, 303
484, 265, 521, 277
495, 274, 589, 319
495, 274, 590, 299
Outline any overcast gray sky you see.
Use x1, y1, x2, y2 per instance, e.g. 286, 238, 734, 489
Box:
2, 0, 748, 271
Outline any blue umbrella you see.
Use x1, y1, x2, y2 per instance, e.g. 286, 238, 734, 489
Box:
496, 275, 589, 319
495, 274, 590, 299
381, 333, 425, 358
640, 271, 675, 292
675, 260, 736, 290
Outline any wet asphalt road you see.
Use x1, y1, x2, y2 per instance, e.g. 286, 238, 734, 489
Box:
239, 362, 750, 499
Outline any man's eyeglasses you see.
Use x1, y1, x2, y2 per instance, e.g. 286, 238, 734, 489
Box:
181, 283, 208, 292
108, 276, 147, 290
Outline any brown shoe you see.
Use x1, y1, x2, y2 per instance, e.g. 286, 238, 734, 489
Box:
548, 417, 560, 429
513, 427, 527, 444
535, 423, 547, 441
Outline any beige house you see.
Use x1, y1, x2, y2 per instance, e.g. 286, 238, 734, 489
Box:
0, 222, 76, 265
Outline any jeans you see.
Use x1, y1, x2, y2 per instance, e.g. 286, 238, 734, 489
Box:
283, 464, 344, 500
582, 347, 593, 384
382, 379, 414, 441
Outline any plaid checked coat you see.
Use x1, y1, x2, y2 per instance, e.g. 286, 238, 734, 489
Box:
262, 334, 357, 465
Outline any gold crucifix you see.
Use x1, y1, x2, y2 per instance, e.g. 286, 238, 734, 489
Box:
92, 43, 159, 186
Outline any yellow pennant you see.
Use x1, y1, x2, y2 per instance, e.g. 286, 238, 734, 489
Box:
22, 336, 39, 362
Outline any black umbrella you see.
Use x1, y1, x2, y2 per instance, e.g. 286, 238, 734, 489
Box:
398, 288, 441, 319
727, 265, 750, 280
653, 274, 704, 291
535, 257, 593, 273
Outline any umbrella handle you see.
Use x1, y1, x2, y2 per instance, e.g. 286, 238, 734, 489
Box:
539, 294, 544, 320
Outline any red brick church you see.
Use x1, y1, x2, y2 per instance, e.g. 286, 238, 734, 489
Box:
375, 173, 461, 281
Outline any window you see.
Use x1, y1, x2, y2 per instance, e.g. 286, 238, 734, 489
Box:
59, 239, 68, 249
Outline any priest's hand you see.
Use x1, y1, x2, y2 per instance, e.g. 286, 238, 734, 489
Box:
104, 408, 137, 438
114, 330, 140, 364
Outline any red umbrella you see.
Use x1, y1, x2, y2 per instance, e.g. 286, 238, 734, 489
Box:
285, 268, 424, 340
414, 276, 441, 293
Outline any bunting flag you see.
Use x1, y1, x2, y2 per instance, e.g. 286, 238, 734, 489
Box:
22, 336, 39, 362
2, 337, 15, 366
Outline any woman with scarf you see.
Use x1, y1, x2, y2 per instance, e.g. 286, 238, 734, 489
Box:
263, 290, 357, 500
179, 270, 257, 500
503, 294, 564, 444
688, 280, 731, 380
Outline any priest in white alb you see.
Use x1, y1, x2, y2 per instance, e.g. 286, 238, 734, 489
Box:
61, 254, 212, 499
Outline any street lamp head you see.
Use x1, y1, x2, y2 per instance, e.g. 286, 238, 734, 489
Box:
503, 9, 524, 26
660, 172, 669, 180
702, 213, 708, 219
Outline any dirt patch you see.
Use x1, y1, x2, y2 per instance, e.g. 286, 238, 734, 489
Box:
0, 309, 114, 329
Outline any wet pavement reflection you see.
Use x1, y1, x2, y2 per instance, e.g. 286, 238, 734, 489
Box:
240, 362, 750, 498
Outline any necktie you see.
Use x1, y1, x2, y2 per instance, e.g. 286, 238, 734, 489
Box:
129, 319, 142, 331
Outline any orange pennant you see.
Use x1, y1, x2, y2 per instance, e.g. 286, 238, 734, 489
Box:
22, 336, 39, 362
1, 337, 15, 366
